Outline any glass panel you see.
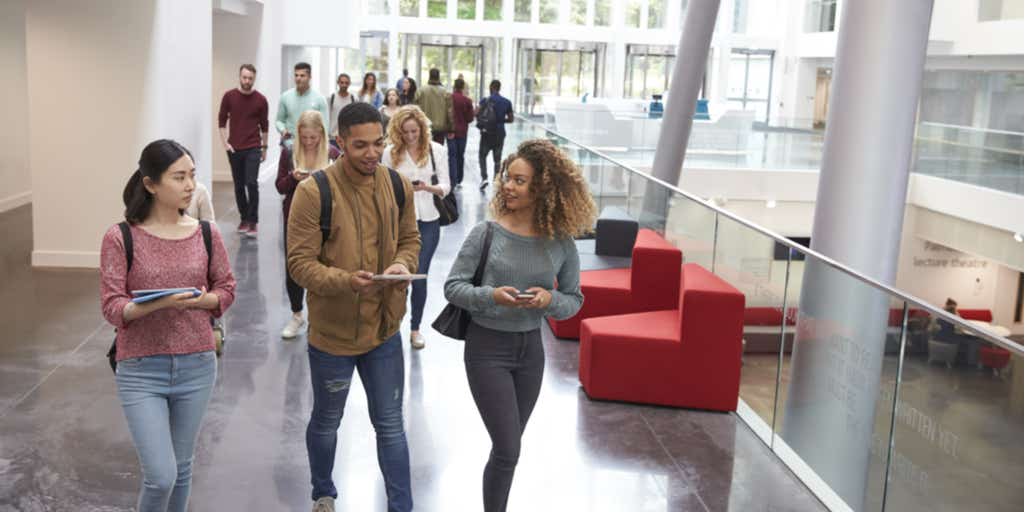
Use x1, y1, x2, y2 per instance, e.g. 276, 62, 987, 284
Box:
535, 50, 561, 108
625, 0, 642, 27
713, 215, 793, 445
627, 55, 646, 99
570, 0, 587, 24
884, 309, 1024, 511
515, 0, 531, 21
646, 56, 669, 98
648, 0, 666, 28
773, 255, 902, 510
362, 34, 389, 85
595, 0, 611, 26
484, 0, 503, 20
427, 0, 446, 17
457, 0, 476, 19
539, 0, 558, 23
804, 0, 837, 32
726, 53, 748, 99
732, 0, 747, 33
580, 51, 596, 97
419, 46, 448, 88
400, 0, 419, 16
664, 193, 716, 270
452, 48, 480, 101
561, 51, 581, 97
746, 54, 771, 100
368, 0, 390, 15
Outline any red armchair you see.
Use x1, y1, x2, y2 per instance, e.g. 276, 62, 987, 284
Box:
549, 229, 682, 339
579, 263, 746, 411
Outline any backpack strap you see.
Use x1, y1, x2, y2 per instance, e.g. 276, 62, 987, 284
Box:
118, 222, 133, 272
200, 220, 213, 272
313, 170, 332, 246
388, 167, 405, 212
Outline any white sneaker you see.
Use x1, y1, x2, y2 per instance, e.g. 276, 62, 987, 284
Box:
282, 315, 306, 339
410, 331, 426, 350
312, 496, 335, 512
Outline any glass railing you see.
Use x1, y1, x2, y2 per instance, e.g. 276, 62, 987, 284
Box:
524, 109, 1025, 194
506, 118, 1024, 511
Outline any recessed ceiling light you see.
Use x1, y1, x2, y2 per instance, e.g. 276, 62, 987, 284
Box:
766, 199, 777, 209
1014, 232, 1023, 243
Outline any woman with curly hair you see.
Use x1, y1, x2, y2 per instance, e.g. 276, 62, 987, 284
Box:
382, 105, 450, 350
443, 139, 596, 512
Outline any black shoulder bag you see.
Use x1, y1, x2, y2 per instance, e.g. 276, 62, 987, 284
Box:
429, 149, 459, 226
107, 221, 213, 372
431, 222, 493, 340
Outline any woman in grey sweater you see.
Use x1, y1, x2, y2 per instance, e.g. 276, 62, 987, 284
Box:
444, 139, 597, 512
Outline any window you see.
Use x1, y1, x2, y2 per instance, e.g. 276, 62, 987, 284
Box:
515, 0, 531, 21
804, 0, 836, 32
732, 0, 747, 33
648, 0, 666, 28
484, 0, 503, 20
625, 0, 642, 27
540, 0, 558, 23
979, 0, 1024, 21
400, 0, 418, 16
570, 0, 586, 25
625, 45, 676, 99
367, 0, 390, 15
595, 0, 611, 26
458, 0, 476, 19
427, 0, 446, 18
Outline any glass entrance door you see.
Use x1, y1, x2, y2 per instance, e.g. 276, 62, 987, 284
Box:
726, 48, 775, 122
417, 44, 485, 100
516, 40, 605, 116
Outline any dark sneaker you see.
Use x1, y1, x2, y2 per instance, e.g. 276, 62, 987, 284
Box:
245, 223, 258, 238
479, 182, 488, 191
237, 221, 248, 233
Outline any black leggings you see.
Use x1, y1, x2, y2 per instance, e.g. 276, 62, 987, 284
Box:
464, 322, 544, 512
283, 221, 304, 313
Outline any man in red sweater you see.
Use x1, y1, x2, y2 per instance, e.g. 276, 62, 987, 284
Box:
447, 78, 474, 188
218, 64, 269, 238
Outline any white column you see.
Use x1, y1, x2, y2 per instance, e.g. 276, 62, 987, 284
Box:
781, 1, 935, 509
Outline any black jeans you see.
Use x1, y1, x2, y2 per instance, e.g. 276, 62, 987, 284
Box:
229, 148, 261, 224
464, 322, 544, 512
478, 132, 506, 182
283, 221, 304, 312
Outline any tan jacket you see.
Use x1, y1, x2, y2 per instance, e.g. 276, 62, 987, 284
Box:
287, 159, 421, 355
415, 83, 453, 132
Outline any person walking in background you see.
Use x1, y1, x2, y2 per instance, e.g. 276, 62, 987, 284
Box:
395, 68, 410, 90
185, 181, 214, 222
218, 63, 268, 238
444, 139, 596, 512
382, 106, 450, 351
276, 62, 329, 150
476, 79, 514, 191
326, 73, 356, 151
276, 111, 340, 340
379, 88, 402, 131
101, 139, 236, 512
399, 77, 417, 106
359, 72, 384, 109
287, 102, 420, 512
415, 68, 453, 145
448, 78, 474, 188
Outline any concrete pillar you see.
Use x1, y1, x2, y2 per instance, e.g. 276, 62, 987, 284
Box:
780, 1, 935, 509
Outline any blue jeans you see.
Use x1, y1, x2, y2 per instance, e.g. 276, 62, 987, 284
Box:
116, 351, 218, 512
447, 136, 467, 185
411, 219, 441, 331
306, 335, 412, 511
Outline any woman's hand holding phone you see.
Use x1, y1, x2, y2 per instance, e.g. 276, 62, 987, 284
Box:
492, 286, 522, 307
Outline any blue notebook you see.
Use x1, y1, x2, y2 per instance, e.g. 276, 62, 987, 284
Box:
130, 287, 201, 304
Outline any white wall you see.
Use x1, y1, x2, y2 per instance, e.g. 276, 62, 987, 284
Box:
0, 0, 31, 213
282, 0, 359, 48
27, 0, 212, 268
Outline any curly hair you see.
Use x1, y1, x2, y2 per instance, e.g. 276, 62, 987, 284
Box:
490, 139, 597, 239
386, 105, 432, 167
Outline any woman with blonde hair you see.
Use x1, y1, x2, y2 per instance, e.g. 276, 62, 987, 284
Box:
381, 105, 450, 350
275, 110, 340, 339
443, 139, 596, 512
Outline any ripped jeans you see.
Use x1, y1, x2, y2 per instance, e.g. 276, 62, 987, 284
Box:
306, 334, 412, 511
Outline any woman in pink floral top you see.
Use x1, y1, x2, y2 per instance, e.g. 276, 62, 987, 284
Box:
99, 139, 235, 512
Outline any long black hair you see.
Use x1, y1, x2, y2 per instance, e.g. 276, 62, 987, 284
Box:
123, 139, 193, 224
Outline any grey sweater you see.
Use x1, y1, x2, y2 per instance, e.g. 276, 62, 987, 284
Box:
444, 221, 584, 333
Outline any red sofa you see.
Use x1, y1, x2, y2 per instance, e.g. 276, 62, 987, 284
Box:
579, 263, 745, 411
958, 309, 993, 322
549, 229, 682, 339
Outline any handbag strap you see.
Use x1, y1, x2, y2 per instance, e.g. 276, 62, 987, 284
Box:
471, 222, 494, 287
429, 148, 439, 185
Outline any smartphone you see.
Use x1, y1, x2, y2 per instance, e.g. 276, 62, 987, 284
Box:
411, 180, 423, 186
515, 293, 536, 300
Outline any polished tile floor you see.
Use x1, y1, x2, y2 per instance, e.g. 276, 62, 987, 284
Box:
0, 141, 826, 511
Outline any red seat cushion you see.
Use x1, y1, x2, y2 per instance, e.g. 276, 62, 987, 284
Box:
959, 309, 993, 322
745, 307, 784, 326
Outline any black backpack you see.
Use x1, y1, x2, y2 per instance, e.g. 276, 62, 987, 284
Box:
311, 168, 405, 245
476, 98, 497, 133
106, 221, 213, 372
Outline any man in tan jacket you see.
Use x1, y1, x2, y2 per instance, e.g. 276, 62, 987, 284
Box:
287, 101, 420, 512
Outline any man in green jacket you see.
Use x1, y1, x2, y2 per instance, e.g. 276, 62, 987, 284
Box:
414, 68, 453, 145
